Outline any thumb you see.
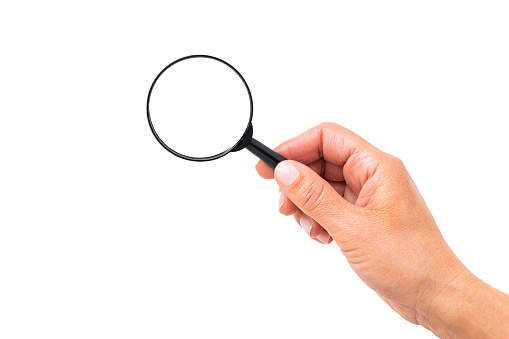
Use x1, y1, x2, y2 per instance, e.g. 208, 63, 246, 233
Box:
274, 160, 356, 237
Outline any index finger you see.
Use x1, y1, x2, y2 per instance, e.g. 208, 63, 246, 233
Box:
255, 122, 381, 180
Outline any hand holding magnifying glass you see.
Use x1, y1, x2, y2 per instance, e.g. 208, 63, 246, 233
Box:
146, 55, 286, 169
146, 55, 509, 338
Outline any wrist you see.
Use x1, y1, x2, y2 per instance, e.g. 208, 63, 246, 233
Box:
416, 264, 509, 338
416, 265, 477, 337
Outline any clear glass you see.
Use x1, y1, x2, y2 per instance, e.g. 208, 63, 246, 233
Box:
148, 57, 251, 158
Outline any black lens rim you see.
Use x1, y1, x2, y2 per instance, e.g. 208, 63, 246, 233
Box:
146, 54, 254, 162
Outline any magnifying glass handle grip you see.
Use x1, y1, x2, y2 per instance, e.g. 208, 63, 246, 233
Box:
246, 138, 286, 169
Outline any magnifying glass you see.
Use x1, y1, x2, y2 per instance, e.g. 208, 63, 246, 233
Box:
146, 55, 286, 169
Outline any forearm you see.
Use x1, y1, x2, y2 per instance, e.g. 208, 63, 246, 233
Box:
418, 269, 509, 338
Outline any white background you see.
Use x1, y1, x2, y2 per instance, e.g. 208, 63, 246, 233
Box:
1, 1, 508, 338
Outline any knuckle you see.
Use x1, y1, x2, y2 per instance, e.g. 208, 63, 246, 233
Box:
384, 153, 405, 168
394, 156, 404, 167
381, 153, 410, 182
318, 121, 338, 130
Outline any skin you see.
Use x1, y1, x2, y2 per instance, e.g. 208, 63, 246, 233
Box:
255, 122, 509, 338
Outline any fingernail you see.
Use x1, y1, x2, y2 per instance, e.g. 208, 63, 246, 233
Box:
300, 216, 312, 236
275, 161, 299, 186
278, 191, 284, 210
316, 232, 331, 245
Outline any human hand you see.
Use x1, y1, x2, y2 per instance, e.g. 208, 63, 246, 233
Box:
255, 122, 509, 337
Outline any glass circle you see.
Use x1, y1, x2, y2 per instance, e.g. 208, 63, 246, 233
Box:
147, 56, 252, 159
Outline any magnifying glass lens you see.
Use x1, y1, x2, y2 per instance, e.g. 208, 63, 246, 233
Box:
148, 57, 252, 158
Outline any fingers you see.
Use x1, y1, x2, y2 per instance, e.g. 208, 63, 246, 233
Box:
257, 157, 344, 181
297, 158, 345, 181
274, 160, 358, 238
278, 190, 299, 215
276, 168, 352, 245
293, 211, 333, 245
255, 160, 274, 179
261, 122, 377, 243
256, 122, 378, 169
255, 122, 381, 196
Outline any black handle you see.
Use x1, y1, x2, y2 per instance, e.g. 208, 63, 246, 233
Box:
246, 138, 286, 169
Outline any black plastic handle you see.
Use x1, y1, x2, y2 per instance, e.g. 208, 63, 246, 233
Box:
246, 138, 286, 169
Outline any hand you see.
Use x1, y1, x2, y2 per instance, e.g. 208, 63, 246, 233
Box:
255, 122, 509, 337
